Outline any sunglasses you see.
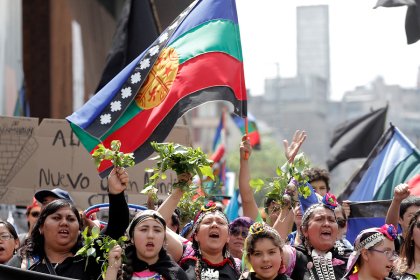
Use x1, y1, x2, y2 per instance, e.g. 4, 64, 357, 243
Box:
230, 228, 248, 238
336, 218, 347, 228
30, 211, 40, 218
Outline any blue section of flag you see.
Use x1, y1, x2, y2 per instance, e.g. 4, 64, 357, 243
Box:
212, 115, 223, 152
225, 189, 240, 221
168, 0, 239, 45
348, 127, 415, 201
346, 217, 387, 245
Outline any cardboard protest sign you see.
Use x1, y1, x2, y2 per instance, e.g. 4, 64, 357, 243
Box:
0, 116, 191, 209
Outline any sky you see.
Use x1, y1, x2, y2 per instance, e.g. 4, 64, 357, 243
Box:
235, 0, 420, 100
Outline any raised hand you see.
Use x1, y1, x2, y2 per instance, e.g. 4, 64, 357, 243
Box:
108, 167, 129, 195
240, 135, 252, 161
283, 130, 307, 163
394, 183, 410, 202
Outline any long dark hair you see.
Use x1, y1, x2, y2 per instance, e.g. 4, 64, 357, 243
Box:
20, 199, 82, 259
400, 209, 420, 272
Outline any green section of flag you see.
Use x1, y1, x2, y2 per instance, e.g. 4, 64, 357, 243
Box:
70, 123, 100, 152
374, 150, 420, 200
169, 19, 243, 64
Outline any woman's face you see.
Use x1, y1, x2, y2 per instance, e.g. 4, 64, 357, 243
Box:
363, 238, 396, 278
27, 206, 41, 231
412, 217, 420, 249
195, 212, 229, 255
334, 208, 347, 240
0, 224, 18, 264
40, 206, 80, 253
248, 238, 282, 280
132, 219, 165, 265
303, 207, 338, 252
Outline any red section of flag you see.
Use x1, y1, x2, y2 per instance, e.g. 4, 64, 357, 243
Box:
408, 174, 420, 196
211, 144, 225, 162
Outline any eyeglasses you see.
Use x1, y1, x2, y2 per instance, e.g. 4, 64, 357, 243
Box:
230, 228, 248, 238
368, 248, 398, 260
0, 233, 13, 241
336, 218, 347, 228
30, 211, 40, 218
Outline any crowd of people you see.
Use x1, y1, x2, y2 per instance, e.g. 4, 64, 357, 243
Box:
0, 131, 419, 280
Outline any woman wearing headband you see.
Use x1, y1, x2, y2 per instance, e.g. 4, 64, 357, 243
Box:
178, 201, 241, 279
105, 210, 188, 280
285, 194, 351, 280
344, 224, 398, 280
393, 209, 420, 279
241, 222, 290, 280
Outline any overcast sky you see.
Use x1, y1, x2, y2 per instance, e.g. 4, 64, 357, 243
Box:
236, 0, 420, 100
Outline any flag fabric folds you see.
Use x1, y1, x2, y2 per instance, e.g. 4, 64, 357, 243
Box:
67, 0, 247, 177
338, 125, 420, 201
327, 106, 387, 171
230, 112, 261, 149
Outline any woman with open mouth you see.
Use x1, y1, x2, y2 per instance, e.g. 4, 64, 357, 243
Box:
105, 209, 188, 280
344, 224, 398, 280
7, 167, 130, 279
285, 195, 352, 280
0, 220, 19, 264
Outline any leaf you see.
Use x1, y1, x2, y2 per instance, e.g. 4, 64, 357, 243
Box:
91, 226, 100, 239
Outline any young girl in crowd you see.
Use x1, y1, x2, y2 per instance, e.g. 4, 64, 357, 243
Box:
0, 220, 19, 264
393, 209, 420, 279
344, 224, 398, 280
241, 222, 290, 280
106, 210, 188, 280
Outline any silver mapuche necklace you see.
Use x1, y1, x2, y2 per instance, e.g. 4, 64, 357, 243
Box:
308, 250, 336, 280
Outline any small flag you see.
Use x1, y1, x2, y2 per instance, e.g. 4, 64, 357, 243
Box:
67, 0, 247, 177
230, 112, 261, 149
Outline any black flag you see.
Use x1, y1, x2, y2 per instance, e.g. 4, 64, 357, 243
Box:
327, 106, 387, 170
0, 264, 74, 280
95, 0, 159, 92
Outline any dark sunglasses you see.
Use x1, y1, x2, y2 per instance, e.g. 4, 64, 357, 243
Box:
230, 228, 248, 238
30, 211, 40, 218
416, 221, 420, 228
336, 218, 347, 228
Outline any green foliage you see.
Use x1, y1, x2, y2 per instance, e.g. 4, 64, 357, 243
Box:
92, 140, 135, 168
249, 152, 311, 207
76, 226, 128, 279
142, 142, 214, 200
177, 186, 206, 224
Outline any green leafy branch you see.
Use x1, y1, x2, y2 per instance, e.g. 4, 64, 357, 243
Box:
92, 140, 135, 168
76, 226, 128, 279
177, 185, 206, 224
141, 142, 214, 201
249, 153, 311, 207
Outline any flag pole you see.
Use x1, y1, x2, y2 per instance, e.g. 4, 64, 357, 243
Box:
244, 117, 249, 160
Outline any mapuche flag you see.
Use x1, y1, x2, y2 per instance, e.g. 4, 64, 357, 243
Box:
230, 112, 261, 149
66, 0, 247, 177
